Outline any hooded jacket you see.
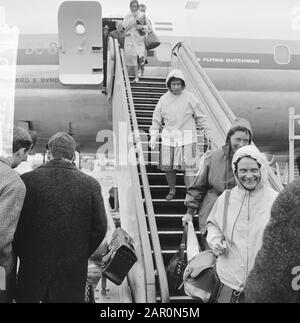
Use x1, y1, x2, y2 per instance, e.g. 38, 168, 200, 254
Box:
185, 118, 252, 231
206, 145, 278, 291
149, 69, 209, 147
245, 179, 300, 303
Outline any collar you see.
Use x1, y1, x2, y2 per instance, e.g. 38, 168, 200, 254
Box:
44, 158, 77, 170
0, 157, 11, 167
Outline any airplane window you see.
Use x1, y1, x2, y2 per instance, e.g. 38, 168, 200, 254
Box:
74, 20, 86, 35
274, 45, 290, 65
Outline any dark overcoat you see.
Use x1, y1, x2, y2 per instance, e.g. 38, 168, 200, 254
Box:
14, 159, 107, 303
245, 179, 300, 303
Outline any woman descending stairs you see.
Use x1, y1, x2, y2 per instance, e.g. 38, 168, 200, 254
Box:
128, 75, 204, 303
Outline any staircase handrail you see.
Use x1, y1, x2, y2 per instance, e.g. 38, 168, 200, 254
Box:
120, 48, 170, 303
112, 39, 156, 302
171, 41, 283, 192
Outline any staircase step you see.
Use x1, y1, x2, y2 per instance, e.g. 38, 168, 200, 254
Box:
134, 103, 156, 109
135, 110, 154, 117
142, 185, 186, 199
143, 173, 185, 186
131, 86, 167, 93
152, 200, 187, 214
132, 91, 164, 98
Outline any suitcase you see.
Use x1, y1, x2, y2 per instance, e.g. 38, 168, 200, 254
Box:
100, 227, 137, 285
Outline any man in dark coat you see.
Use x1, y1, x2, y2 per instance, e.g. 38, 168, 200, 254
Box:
14, 132, 107, 303
245, 179, 300, 303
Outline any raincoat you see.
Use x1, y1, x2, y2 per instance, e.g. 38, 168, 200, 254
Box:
122, 10, 151, 66
206, 145, 278, 291
185, 118, 252, 231
149, 69, 209, 147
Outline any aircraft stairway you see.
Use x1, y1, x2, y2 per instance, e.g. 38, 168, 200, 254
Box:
128, 76, 208, 303
109, 39, 283, 303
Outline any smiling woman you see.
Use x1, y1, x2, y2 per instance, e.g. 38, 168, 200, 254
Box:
206, 145, 278, 303
235, 156, 261, 191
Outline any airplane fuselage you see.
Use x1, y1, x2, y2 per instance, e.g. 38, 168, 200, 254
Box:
3, 0, 300, 154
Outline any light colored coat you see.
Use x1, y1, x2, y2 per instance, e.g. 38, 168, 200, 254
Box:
122, 10, 150, 65
149, 70, 209, 147
0, 158, 26, 290
206, 146, 278, 291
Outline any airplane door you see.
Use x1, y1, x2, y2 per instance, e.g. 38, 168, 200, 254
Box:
58, 1, 102, 85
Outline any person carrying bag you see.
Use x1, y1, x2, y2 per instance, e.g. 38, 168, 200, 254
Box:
166, 225, 187, 294
207, 145, 278, 303
182, 221, 220, 303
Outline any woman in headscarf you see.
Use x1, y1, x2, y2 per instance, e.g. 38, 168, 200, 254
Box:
183, 118, 253, 236
206, 145, 278, 302
149, 69, 209, 200
122, 0, 151, 82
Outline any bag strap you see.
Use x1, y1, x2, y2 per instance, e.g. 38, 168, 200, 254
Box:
222, 190, 231, 236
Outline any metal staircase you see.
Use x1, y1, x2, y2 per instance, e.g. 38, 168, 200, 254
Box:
129, 76, 202, 302
111, 39, 283, 303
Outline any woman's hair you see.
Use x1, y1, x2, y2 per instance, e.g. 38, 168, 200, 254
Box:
167, 77, 186, 91
225, 126, 252, 146
130, 0, 139, 9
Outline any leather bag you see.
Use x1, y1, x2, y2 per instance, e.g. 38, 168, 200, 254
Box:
100, 227, 137, 286
183, 190, 231, 302
144, 31, 160, 50
166, 225, 187, 294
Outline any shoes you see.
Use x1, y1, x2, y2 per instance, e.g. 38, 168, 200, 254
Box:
133, 77, 139, 83
165, 189, 176, 201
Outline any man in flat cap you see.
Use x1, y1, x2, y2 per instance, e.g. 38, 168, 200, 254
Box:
0, 126, 32, 303
14, 132, 107, 303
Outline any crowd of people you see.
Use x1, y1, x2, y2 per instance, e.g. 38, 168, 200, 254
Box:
1, 0, 300, 304
0, 129, 107, 303
148, 66, 300, 302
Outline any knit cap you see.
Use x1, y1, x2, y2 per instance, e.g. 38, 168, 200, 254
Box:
48, 132, 76, 160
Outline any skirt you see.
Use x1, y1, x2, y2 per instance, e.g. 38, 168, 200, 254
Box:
158, 143, 198, 172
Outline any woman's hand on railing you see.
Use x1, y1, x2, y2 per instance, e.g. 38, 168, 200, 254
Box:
149, 136, 156, 150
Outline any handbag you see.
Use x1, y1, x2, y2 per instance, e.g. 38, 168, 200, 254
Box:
144, 31, 160, 50
183, 190, 231, 302
100, 227, 137, 286
166, 225, 187, 294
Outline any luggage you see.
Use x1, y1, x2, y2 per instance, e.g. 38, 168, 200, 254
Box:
183, 250, 220, 303
100, 227, 137, 286
182, 190, 231, 302
144, 31, 160, 50
166, 225, 187, 294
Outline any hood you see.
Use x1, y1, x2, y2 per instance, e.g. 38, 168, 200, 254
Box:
229, 118, 252, 136
232, 145, 269, 191
166, 69, 185, 90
